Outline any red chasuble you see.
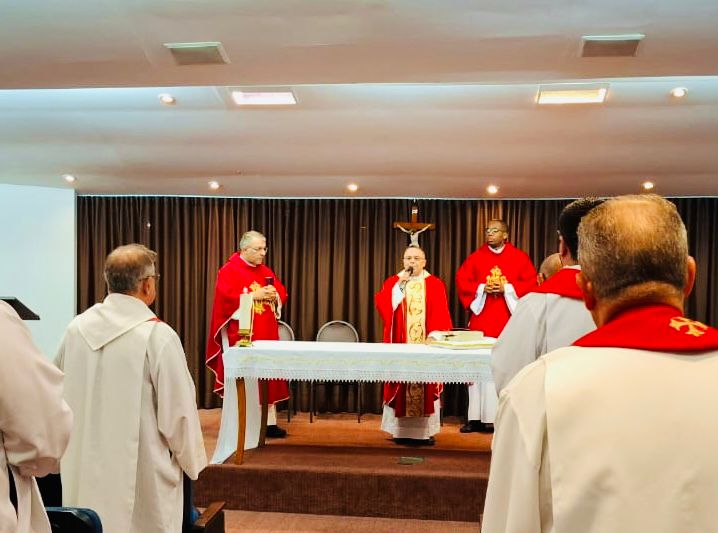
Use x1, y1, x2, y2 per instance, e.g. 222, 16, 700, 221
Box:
375, 274, 453, 417
573, 304, 718, 352
456, 243, 537, 337
532, 267, 584, 300
206, 252, 290, 402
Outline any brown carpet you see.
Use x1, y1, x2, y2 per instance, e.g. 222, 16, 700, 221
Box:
221, 510, 481, 532
196, 410, 491, 523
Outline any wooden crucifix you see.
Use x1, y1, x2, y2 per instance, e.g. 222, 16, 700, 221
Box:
393, 200, 435, 246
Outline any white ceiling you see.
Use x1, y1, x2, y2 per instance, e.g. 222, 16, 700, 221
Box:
0, 0, 717, 198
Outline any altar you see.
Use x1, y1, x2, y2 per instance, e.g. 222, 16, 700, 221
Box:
212, 340, 496, 464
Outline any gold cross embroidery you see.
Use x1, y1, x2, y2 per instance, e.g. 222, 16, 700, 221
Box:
486, 266, 507, 286
669, 316, 708, 337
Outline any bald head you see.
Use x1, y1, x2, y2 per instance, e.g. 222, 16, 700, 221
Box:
578, 195, 689, 301
538, 253, 563, 283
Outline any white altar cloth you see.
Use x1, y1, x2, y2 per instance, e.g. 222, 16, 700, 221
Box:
212, 340, 495, 464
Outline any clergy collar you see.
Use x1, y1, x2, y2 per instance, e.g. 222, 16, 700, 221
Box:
488, 244, 506, 254
239, 255, 259, 268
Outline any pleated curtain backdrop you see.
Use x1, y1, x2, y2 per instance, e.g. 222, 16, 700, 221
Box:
77, 196, 718, 411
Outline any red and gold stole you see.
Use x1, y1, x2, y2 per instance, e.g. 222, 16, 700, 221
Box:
574, 304, 718, 352
404, 278, 427, 416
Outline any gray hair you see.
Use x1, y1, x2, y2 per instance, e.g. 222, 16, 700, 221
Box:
104, 244, 157, 294
578, 195, 688, 300
239, 230, 266, 250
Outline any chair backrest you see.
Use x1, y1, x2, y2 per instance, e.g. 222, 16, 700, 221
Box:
277, 320, 295, 341
316, 320, 359, 342
46, 507, 103, 533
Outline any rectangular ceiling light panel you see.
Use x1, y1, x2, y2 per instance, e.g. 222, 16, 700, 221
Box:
230, 90, 297, 106
537, 84, 609, 105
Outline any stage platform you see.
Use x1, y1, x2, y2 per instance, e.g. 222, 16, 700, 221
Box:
196, 409, 491, 523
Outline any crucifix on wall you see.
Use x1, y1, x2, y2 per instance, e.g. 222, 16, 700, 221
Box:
393, 200, 435, 246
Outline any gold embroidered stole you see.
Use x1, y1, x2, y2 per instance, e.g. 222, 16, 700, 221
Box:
404, 277, 427, 417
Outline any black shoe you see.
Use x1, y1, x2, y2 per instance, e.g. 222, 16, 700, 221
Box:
393, 437, 435, 446
266, 425, 287, 438
459, 420, 483, 434
479, 423, 494, 434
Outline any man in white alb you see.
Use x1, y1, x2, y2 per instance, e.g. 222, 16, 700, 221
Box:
483, 195, 718, 533
0, 300, 72, 533
491, 198, 603, 393
56, 244, 207, 533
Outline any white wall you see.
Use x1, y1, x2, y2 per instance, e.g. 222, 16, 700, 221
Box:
0, 184, 76, 358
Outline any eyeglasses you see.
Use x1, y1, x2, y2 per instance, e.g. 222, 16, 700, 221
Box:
143, 274, 160, 282
485, 228, 503, 235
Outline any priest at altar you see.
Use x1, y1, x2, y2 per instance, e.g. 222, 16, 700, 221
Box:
455, 219, 537, 432
206, 230, 290, 439
375, 245, 453, 445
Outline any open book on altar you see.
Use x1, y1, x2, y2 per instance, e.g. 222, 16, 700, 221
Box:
427, 330, 496, 349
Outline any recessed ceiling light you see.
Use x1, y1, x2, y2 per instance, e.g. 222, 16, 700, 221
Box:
208, 180, 221, 190
642, 181, 655, 191
486, 185, 499, 195
347, 183, 359, 192
537, 85, 608, 105
670, 87, 687, 98
158, 93, 176, 105
62, 174, 76, 183
231, 90, 296, 106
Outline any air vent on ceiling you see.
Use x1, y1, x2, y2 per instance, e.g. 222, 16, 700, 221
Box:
581, 34, 645, 57
164, 41, 230, 65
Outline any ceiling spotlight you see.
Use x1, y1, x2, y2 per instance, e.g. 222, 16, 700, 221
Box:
208, 180, 221, 190
670, 87, 687, 98
347, 183, 359, 192
158, 93, 176, 105
642, 181, 655, 191
62, 174, 76, 183
486, 184, 499, 195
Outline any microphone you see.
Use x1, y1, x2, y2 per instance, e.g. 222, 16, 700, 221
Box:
399, 267, 413, 291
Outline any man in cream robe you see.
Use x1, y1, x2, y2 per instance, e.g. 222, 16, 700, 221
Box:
483, 195, 718, 533
56, 244, 207, 533
491, 198, 603, 393
1, 300, 72, 533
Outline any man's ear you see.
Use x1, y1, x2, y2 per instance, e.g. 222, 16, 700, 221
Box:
558, 235, 569, 262
684, 256, 697, 298
577, 271, 596, 310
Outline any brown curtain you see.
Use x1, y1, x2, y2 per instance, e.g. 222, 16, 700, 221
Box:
77, 196, 718, 413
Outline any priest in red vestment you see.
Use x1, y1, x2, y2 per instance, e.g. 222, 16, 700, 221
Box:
206, 230, 290, 438
375, 245, 453, 445
456, 219, 537, 337
455, 219, 537, 433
